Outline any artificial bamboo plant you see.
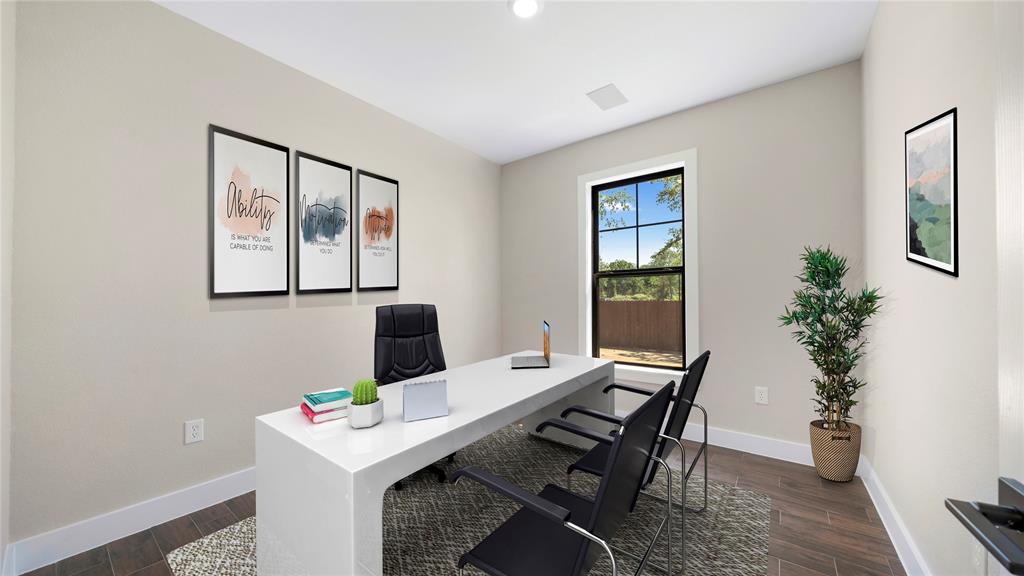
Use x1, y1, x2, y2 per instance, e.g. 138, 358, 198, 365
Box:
779, 247, 882, 430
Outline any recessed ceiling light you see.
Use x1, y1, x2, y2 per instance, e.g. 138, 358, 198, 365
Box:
586, 83, 629, 111
509, 0, 541, 19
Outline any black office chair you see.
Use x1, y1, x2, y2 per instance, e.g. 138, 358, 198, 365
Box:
560, 350, 712, 574
374, 304, 452, 487
450, 382, 675, 576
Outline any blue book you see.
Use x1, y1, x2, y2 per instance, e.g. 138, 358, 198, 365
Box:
303, 388, 353, 412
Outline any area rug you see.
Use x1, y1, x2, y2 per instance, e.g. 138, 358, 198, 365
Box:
167, 425, 770, 575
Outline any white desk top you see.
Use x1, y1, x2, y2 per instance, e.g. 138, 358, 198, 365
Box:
256, 352, 612, 473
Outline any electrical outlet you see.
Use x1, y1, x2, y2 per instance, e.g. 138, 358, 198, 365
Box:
755, 387, 769, 405
184, 419, 204, 445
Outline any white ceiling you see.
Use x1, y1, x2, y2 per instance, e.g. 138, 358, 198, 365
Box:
161, 1, 877, 164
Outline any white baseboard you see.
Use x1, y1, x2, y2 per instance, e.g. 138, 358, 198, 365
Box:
679, 421, 816, 467
11, 467, 254, 575
2, 544, 15, 576
858, 458, 933, 576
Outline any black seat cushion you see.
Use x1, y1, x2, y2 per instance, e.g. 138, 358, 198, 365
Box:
459, 484, 595, 576
567, 443, 610, 479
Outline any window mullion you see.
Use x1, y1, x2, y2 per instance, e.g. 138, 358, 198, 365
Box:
634, 183, 640, 268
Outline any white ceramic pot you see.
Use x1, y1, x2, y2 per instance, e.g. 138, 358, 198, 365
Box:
349, 399, 383, 429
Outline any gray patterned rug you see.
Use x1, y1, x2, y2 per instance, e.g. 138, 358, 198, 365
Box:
167, 426, 770, 576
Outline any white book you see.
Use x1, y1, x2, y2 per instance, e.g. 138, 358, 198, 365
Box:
302, 387, 353, 412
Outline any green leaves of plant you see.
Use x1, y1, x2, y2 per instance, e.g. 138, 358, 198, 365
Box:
779, 247, 883, 429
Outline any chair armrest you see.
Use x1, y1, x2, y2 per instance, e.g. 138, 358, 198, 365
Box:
560, 405, 624, 425
450, 466, 571, 524
602, 382, 677, 402
535, 419, 615, 445
602, 382, 654, 396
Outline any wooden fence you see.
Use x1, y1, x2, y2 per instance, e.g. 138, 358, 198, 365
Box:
598, 300, 683, 352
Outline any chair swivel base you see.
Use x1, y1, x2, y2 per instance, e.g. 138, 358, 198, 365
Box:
393, 455, 455, 490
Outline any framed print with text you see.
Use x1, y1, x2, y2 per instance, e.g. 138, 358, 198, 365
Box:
297, 152, 352, 293
357, 170, 399, 291
208, 125, 289, 297
905, 107, 958, 277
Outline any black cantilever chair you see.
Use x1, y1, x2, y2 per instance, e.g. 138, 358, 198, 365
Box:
450, 382, 675, 576
560, 349, 711, 574
374, 304, 452, 487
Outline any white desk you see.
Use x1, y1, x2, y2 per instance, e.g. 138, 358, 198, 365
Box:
255, 352, 614, 576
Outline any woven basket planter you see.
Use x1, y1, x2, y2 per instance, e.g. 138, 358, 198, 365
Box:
809, 420, 861, 482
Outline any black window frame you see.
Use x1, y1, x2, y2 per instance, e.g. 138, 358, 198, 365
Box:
591, 166, 685, 370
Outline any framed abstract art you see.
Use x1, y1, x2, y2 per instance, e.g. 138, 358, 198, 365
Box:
905, 108, 958, 277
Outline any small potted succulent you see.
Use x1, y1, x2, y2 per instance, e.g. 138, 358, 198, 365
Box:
780, 247, 882, 482
349, 378, 383, 429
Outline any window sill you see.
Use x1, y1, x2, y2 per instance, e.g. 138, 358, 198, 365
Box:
613, 363, 684, 386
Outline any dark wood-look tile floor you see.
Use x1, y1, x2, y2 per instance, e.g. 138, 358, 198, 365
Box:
668, 440, 905, 576
24, 492, 255, 576
26, 446, 902, 576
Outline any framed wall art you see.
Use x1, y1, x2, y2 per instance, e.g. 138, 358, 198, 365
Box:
357, 170, 399, 291
905, 107, 958, 277
296, 152, 352, 293
208, 125, 290, 297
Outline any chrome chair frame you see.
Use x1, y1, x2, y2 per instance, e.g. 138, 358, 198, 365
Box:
531, 422, 671, 576
678, 399, 709, 513
562, 398, 709, 576
451, 381, 675, 576
452, 473, 621, 576
604, 455, 674, 576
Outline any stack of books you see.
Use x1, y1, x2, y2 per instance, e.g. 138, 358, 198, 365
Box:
300, 387, 352, 424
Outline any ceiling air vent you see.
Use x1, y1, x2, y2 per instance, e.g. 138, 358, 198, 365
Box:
586, 83, 628, 111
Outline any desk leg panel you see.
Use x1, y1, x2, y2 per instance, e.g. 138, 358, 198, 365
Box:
257, 420, 361, 576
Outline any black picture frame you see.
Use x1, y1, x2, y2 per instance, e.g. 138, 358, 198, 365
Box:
356, 170, 399, 292
208, 124, 290, 298
296, 151, 353, 294
905, 107, 958, 277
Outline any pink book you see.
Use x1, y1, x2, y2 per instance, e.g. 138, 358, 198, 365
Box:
300, 402, 347, 424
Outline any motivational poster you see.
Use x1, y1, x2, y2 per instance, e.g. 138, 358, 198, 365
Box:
209, 125, 289, 297
357, 171, 399, 291
297, 152, 352, 293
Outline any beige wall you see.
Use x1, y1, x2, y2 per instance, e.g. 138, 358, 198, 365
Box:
11, 1, 500, 540
500, 62, 864, 445
995, 1, 1024, 485
861, 2, 997, 575
0, 0, 13, 562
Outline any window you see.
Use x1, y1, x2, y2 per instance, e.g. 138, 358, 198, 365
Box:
592, 168, 684, 369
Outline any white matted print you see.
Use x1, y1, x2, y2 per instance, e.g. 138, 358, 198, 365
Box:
357, 170, 399, 291
297, 152, 352, 293
209, 125, 289, 297
905, 108, 957, 277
